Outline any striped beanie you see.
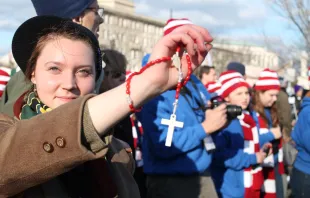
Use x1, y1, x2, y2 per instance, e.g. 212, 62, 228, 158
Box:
219, 70, 250, 98
308, 66, 310, 82
205, 81, 222, 95
254, 68, 280, 91
0, 67, 11, 98
163, 18, 193, 36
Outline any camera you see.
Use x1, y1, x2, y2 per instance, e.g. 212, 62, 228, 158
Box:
210, 97, 242, 120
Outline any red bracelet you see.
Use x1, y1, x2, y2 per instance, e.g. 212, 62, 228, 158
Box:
125, 53, 192, 113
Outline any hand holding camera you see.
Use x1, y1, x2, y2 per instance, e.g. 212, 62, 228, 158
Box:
210, 97, 243, 120
202, 104, 227, 134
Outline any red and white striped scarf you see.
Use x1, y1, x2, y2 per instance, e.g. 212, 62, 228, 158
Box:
0, 67, 11, 98
239, 112, 264, 198
256, 113, 285, 198
129, 114, 144, 167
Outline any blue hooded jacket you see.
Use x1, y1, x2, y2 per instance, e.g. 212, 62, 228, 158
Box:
211, 118, 257, 198
137, 75, 212, 175
292, 97, 310, 174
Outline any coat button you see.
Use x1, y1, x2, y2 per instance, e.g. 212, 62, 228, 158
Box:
43, 142, 54, 153
56, 137, 66, 148
125, 148, 132, 153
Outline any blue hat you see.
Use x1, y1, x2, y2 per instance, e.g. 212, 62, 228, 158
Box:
294, 85, 302, 93
142, 54, 150, 67
31, 0, 95, 18
227, 62, 245, 76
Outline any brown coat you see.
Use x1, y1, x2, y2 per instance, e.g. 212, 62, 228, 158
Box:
0, 95, 140, 198
276, 89, 293, 138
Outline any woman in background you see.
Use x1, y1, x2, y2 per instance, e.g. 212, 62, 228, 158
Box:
251, 69, 284, 198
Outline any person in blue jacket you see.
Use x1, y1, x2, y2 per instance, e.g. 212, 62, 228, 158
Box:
290, 91, 310, 197
211, 71, 268, 198
137, 17, 228, 198
137, 71, 227, 197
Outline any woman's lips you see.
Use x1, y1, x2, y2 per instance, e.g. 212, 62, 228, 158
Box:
56, 96, 77, 102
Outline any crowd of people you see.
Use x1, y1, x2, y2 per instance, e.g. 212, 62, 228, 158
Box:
0, 0, 309, 198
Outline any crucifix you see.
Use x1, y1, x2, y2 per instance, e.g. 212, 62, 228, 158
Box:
161, 51, 185, 147
161, 114, 184, 147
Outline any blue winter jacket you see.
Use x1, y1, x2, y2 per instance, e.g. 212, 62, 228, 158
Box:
292, 97, 310, 174
137, 75, 213, 175
211, 118, 257, 198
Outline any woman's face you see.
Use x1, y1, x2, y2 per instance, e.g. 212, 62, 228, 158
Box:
225, 86, 250, 110
32, 37, 96, 109
259, 89, 279, 107
297, 88, 303, 97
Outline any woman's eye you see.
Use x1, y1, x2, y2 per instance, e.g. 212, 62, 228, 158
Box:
48, 66, 61, 73
49, 66, 59, 71
78, 69, 92, 77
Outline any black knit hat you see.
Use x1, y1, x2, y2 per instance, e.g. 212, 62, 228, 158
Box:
12, 15, 102, 80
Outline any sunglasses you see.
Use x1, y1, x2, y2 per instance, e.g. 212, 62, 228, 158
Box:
86, 8, 104, 17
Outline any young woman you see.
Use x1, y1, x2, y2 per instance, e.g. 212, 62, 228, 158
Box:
211, 70, 268, 198
0, 15, 212, 197
252, 68, 284, 198
290, 90, 310, 197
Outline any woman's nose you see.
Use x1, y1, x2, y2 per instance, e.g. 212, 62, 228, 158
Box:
61, 73, 77, 90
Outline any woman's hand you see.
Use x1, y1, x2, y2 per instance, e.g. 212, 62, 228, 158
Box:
142, 24, 213, 94
271, 126, 282, 139
257, 143, 272, 163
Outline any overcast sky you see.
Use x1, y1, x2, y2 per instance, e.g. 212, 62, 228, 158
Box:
0, 0, 301, 55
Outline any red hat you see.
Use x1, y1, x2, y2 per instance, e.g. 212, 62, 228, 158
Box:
0, 68, 10, 98
219, 70, 249, 98
254, 68, 280, 91
163, 18, 193, 36
205, 81, 222, 95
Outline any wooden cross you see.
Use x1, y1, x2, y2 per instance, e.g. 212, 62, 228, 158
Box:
161, 114, 184, 147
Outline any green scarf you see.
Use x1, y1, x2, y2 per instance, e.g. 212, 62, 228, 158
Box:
20, 92, 52, 120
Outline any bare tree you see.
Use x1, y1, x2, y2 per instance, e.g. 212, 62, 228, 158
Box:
260, 29, 299, 68
267, 0, 310, 51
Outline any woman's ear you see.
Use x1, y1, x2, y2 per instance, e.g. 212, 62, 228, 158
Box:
224, 96, 230, 102
31, 71, 36, 84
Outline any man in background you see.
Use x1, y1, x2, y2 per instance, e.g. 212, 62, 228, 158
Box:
195, 65, 217, 85
277, 76, 293, 197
